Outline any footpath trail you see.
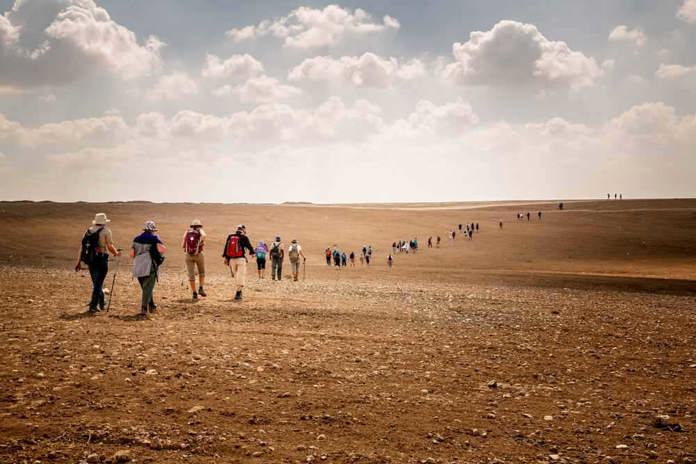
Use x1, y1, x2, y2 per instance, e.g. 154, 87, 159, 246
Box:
1, 267, 695, 463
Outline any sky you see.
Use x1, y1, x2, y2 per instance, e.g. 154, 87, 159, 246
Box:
0, 0, 695, 203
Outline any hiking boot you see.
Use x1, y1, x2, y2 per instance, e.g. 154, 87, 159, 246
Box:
192, 291, 198, 300
140, 306, 148, 315
88, 307, 98, 314
198, 287, 206, 297
234, 291, 242, 300
148, 301, 157, 313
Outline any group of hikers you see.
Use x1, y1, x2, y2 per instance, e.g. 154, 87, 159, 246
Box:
324, 245, 373, 268
516, 211, 543, 221
76, 213, 307, 316
608, 193, 623, 200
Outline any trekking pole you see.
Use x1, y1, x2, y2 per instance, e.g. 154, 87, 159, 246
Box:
303, 260, 306, 281
106, 250, 122, 312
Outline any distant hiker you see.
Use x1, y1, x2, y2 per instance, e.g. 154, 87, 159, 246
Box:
325, 247, 331, 266
270, 236, 284, 281
349, 251, 355, 266
619, 193, 622, 200
436, 236, 441, 247
475, 223, 479, 232
427, 236, 432, 248
359, 253, 364, 265
365, 250, 371, 265
131, 220, 166, 315
458, 224, 462, 231
387, 254, 393, 268
607, 193, 610, 200
559, 202, 564, 210
75, 213, 121, 313
452, 230, 456, 240
333, 248, 342, 267
401, 241, 409, 254
362, 246, 367, 258
222, 225, 255, 300
288, 239, 306, 281
255, 240, 269, 279
538, 211, 542, 220
499, 221, 503, 229
468, 229, 473, 240
182, 219, 207, 300
526, 212, 530, 221
614, 193, 617, 199
341, 252, 347, 267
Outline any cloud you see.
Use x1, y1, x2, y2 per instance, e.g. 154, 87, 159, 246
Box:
201, 53, 264, 81
288, 53, 425, 87
214, 75, 301, 104
608, 25, 647, 47
678, 0, 696, 23
655, 63, 696, 79
0, 0, 162, 88
443, 20, 602, 90
390, 99, 479, 136
146, 72, 198, 101
226, 4, 399, 49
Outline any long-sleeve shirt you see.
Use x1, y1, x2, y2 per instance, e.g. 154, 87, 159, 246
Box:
222, 232, 255, 259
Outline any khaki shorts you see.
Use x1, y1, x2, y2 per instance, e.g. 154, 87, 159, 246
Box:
185, 252, 205, 280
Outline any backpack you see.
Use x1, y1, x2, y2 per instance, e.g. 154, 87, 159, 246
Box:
225, 234, 243, 258
184, 229, 201, 255
150, 242, 165, 267
270, 242, 281, 258
289, 244, 300, 262
80, 227, 103, 266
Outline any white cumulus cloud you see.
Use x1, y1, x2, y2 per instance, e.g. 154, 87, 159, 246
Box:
656, 63, 696, 79
288, 52, 425, 87
443, 20, 602, 90
216, 75, 301, 104
146, 72, 198, 101
226, 4, 399, 49
678, 0, 696, 23
201, 53, 264, 81
0, 0, 162, 88
608, 25, 647, 47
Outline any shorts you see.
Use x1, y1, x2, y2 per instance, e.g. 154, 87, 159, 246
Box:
185, 252, 205, 280
257, 257, 266, 270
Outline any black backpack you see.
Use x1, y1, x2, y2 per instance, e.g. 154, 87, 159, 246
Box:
270, 242, 281, 258
80, 227, 103, 266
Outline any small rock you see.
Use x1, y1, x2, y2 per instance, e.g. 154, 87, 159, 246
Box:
187, 405, 205, 414
549, 454, 560, 461
316, 434, 326, 440
487, 380, 497, 389
111, 450, 131, 463
86, 453, 100, 464
544, 415, 553, 421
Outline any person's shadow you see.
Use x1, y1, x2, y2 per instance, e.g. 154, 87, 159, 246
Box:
108, 314, 150, 322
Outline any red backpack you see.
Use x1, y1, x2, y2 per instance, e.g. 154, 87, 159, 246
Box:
225, 234, 243, 258
184, 229, 201, 255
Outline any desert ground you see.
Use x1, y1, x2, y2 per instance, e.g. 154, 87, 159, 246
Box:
0, 199, 695, 464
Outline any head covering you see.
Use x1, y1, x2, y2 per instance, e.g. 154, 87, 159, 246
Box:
92, 213, 111, 225
236, 225, 243, 232
275, 236, 281, 241
291, 239, 297, 243
258, 240, 266, 246
143, 220, 158, 232
190, 219, 202, 227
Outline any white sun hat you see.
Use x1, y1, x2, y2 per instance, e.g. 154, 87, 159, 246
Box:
190, 219, 203, 227
92, 213, 111, 225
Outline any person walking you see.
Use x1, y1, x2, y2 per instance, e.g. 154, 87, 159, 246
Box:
349, 251, 355, 266
325, 247, 332, 266
436, 236, 441, 247
387, 254, 393, 268
222, 225, 255, 300
499, 221, 503, 230
475, 223, 479, 232
255, 240, 269, 279
182, 219, 207, 300
270, 236, 284, 281
288, 239, 306, 281
538, 211, 542, 220
75, 213, 121, 313
131, 221, 166, 315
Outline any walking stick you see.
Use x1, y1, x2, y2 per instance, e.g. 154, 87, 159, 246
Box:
303, 260, 306, 281
106, 250, 122, 312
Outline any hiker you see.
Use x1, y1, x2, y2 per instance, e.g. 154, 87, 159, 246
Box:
452, 230, 456, 240
499, 221, 503, 229
270, 236, 284, 281
475, 223, 479, 232
349, 251, 355, 266
255, 240, 269, 279
387, 254, 393, 268
458, 224, 462, 231
559, 202, 564, 210
359, 253, 364, 265
365, 249, 371, 265
436, 236, 441, 247
526, 212, 530, 221
341, 251, 347, 267
222, 225, 255, 300
619, 193, 622, 200
288, 239, 306, 281
182, 219, 207, 300
607, 193, 610, 200
75, 213, 121, 313
538, 211, 542, 220
468, 229, 473, 240
427, 237, 432, 248
325, 247, 331, 266
333, 248, 342, 268
130, 221, 166, 315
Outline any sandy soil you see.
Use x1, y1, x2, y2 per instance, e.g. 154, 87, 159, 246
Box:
1, 199, 695, 463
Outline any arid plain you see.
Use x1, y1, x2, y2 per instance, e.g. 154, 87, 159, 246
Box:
1, 199, 695, 463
